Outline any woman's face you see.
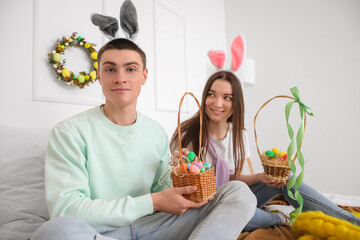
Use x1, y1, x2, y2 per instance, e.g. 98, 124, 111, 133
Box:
205, 79, 234, 124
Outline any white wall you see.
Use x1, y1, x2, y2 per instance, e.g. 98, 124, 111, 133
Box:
0, 0, 226, 139
225, 0, 360, 195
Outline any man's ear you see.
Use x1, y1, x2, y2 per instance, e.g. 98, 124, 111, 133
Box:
97, 70, 102, 85
142, 68, 148, 85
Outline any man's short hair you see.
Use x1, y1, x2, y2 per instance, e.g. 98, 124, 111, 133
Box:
97, 38, 146, 70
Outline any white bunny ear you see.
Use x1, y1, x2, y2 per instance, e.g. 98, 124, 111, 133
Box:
90, 13, 119, 39
120, 0, 139, 40
231, 34, 246, 71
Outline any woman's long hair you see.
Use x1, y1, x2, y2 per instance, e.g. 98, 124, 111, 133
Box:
170, 71, 246, 177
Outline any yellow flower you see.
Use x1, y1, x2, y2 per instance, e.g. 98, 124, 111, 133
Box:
89, 71, 96, 80
85, 75, 90, 80
94, 61, 98, 70
84, 43, 91, 48
91, 52, 97, 60
62, 69, 70, 78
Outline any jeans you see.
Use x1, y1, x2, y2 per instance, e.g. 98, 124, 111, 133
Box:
243, 181, 360, 231
31, 181, 256, 240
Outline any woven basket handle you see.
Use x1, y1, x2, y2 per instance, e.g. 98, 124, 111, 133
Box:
178, 92, 203, 171
253, 95, 307, 163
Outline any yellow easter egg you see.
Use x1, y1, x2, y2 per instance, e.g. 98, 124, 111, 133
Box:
278, 151, 287, 157
62, 69, 70, 78
68, 38, 73, 42
94, 61, 98, 70
53, 53, 62, 62
89, 71, 96, 80
78, 75, 85, 83
91, 52, 98, 60
84, 43, 91, 48
85, 75, 90, 80
272, 148, 279, 155
60, 45, 65, 49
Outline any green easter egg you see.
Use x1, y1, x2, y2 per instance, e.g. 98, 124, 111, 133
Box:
200, 167, 205, 173
78, 75, 85, 83
77, 36, 82, 41
187, 152, 196, 162
265, 150, 275, 158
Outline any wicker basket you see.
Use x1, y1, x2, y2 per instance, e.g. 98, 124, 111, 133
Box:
254, 95, 307, 181
171, 92, 216, 201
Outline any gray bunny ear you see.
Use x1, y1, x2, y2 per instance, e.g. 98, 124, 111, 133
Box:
91, 13, 119, 39
120, 0, 139, 39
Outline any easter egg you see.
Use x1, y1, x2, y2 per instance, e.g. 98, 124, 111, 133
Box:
78, 75, 85, 83
94, 61, 98, 70
180, 163, 188, 173
189, 165, 200, 174
62, 69, 70, 78
84, 43, 91, 48
53, 53, 62, 62
205, 164, 212, 170
200, 167, 205, 173
77, 36, 82, 41
89, 71, 96, 80
194, 162, 202, 168
187, 152, 196, 162
265, 150, 275, 158
91, 52, 98, 60
272, 148, 279, 155
278, 151, 287, 157
282, 154, 288, 161
85, 75, 90, 80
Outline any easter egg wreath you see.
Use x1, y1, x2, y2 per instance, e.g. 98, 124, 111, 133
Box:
48, 32, 98, 89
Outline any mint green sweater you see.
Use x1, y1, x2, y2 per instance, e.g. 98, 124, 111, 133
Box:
45, 106, 171, 232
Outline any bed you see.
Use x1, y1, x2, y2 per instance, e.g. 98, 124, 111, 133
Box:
0, 125, 359, 240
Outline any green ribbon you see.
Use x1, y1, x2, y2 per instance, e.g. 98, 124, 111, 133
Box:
285, 86, 314, 223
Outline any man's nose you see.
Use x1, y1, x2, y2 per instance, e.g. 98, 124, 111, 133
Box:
114, 70, 127, 83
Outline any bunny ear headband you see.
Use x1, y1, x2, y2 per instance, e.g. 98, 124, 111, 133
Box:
90, 0, 138, 40
208, 34, 246, 72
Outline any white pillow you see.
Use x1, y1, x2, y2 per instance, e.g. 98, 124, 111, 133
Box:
0, 126, 50, 240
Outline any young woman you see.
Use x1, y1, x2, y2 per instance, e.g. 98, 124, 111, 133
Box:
170, 70, 360, 231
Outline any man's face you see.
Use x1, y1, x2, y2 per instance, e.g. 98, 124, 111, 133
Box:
97, 49, 148, 109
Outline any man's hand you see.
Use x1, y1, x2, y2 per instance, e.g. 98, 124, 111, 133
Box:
151, 186, 210, 215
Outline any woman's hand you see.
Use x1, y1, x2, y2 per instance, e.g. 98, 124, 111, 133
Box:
259, 172, 288, 188
151, 186, 212, 215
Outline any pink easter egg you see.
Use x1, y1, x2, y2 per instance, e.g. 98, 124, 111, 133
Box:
189, 165, 200, 174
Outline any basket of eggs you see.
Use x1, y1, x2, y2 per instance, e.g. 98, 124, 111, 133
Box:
254, 95, 307, 181
171, 92, 216, 201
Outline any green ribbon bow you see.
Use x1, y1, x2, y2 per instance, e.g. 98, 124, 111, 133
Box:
285, 86, 314, 223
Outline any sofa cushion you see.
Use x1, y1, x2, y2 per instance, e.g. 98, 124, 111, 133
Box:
0, 126, 50, 240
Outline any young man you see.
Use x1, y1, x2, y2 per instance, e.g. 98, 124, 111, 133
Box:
31, 38, 256, 240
